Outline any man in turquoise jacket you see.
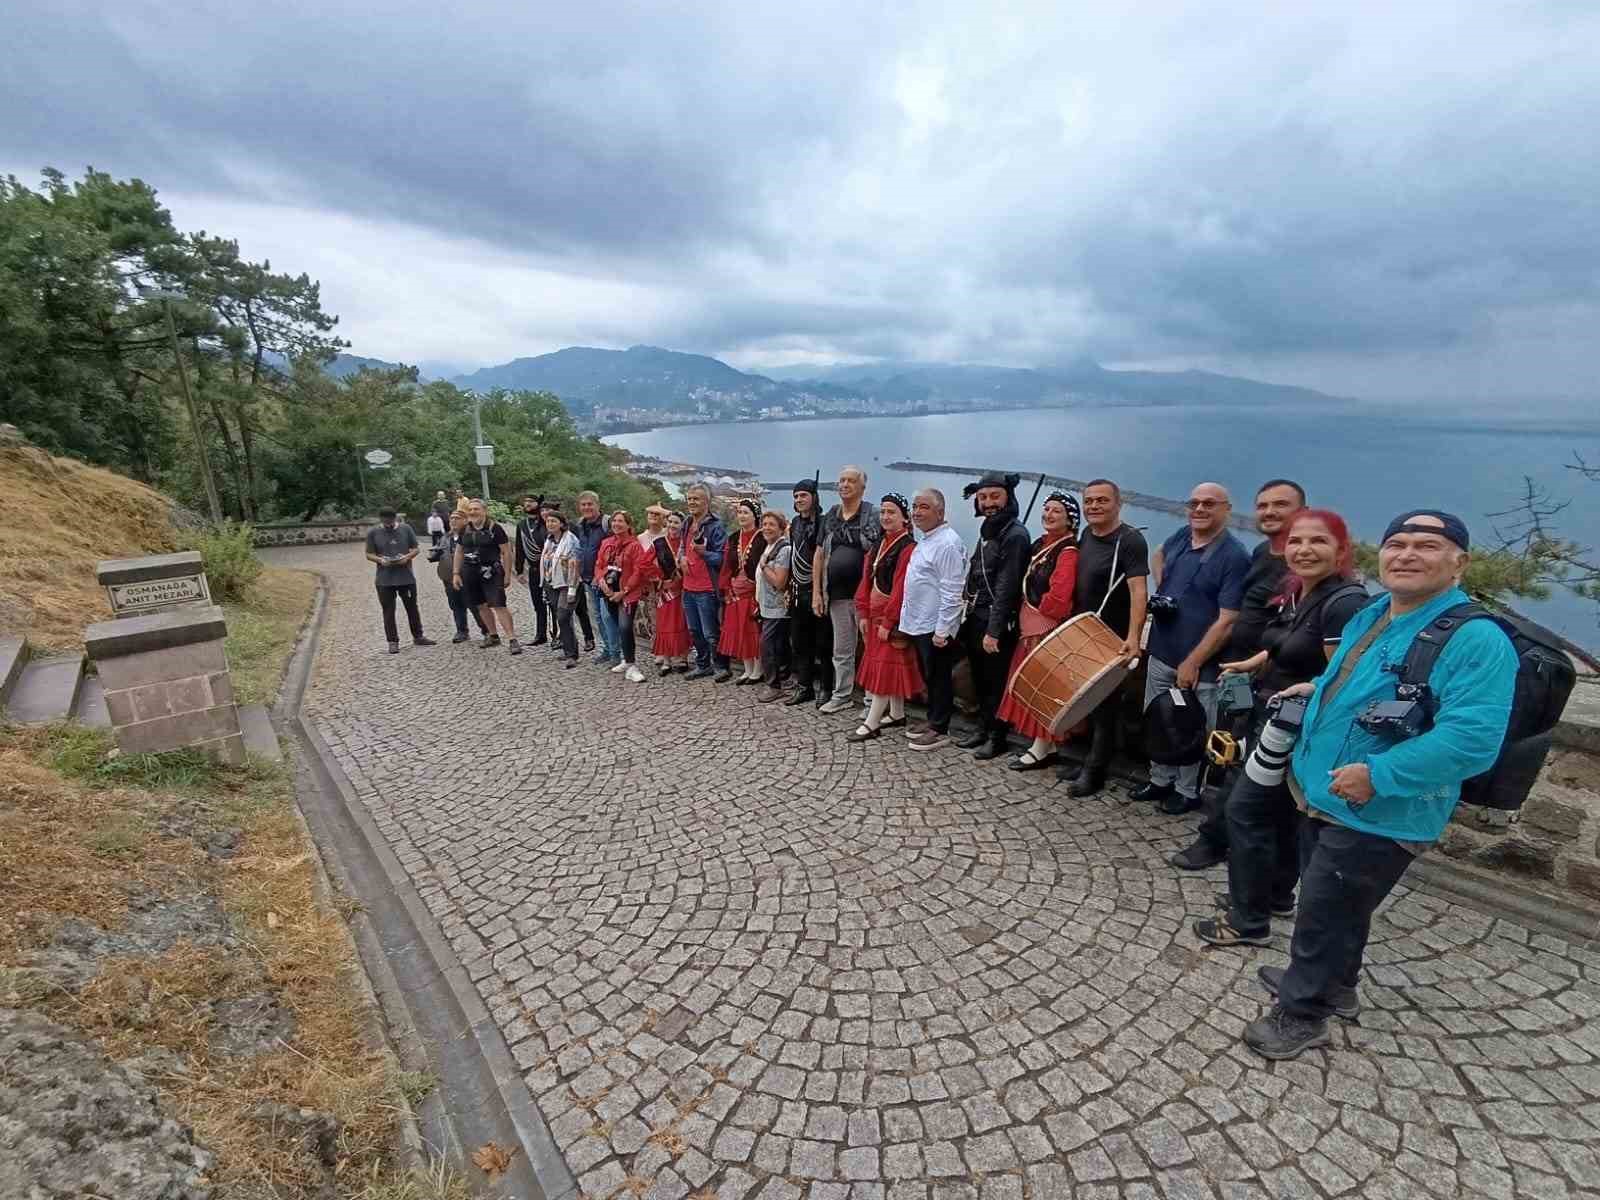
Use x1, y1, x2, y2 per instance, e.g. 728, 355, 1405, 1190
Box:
1245, 510, 1517, 1060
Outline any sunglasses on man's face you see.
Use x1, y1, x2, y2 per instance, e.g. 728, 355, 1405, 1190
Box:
1186, 498, 1223, 510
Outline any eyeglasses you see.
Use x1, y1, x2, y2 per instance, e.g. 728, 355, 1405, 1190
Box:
1186, 498, 1224, 510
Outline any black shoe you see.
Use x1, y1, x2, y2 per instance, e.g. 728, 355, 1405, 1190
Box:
659, 664, 675, 677
1170, 841, 1226, 870
564, 659, 578, 669
685, 667, 713, 680
1056, 761, 1083, 783
387, 642, 399, 655
583, 640, 596, 653
529, 636, 548, 647
972, 739, 1008, 762
451, 632, 469, 644
785, 689, 816, 707
1243, 1004, 1331, 1061
1258, 965, 1360, 1019
413, 636, 436, 647
1008, 750, 1058, 772
1157, 791, 1203, 816
955, 729, 989, 750
508, 638, 523, 655
1193, 917, 1270, 948
734, 675, 760, 687
1129, 781, 1175, 805
712, 670, 734, 683
1067, 771, 1106, 798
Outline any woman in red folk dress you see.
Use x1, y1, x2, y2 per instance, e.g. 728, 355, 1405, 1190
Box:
717, 499, 766, 684
997, 491, 1082, 772
847, 493, 924, 743
648, 510, 692, 675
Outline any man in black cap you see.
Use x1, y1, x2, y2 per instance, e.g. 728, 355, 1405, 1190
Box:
366, 507, 435, 654
513, 493, 550, 646
956, 472, 1031, 759
1234, 509, 1517, 1060
786, 478, 832, 705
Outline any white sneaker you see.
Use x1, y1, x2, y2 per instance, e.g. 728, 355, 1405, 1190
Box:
626, 666, 645, 683
610, 662, 628, 673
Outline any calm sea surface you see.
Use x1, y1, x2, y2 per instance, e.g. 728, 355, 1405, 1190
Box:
610, 404, 1600, 647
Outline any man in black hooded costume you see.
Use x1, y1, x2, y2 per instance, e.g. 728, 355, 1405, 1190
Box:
957, 471, 1032, 759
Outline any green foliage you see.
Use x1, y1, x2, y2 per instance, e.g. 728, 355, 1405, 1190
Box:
177, 520, 263, 600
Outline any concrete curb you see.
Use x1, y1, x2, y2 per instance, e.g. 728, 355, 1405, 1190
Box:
280, 570, 577, 1200
1407, 855, 1600, 948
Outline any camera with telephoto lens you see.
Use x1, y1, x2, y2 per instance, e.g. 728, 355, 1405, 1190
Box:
1148, 593, 1180, 623
1217, 670, 1255, 717
1243, 695, 1308, 787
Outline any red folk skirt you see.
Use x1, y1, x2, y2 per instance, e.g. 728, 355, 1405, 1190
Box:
717, 581, 761, 659
996, 628, 1058, 742
653, 587, 691, 658
855, 591, 924, 699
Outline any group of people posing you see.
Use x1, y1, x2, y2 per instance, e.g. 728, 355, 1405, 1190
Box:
368, 466, 1522, 1064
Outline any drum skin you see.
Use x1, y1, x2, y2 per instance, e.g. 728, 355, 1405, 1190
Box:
1009, 613, 1133, 736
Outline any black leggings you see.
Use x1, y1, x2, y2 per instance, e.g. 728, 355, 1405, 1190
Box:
548, 587, 579, 659
608, 598, 638, 664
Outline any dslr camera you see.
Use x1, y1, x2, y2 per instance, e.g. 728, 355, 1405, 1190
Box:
1148, 593, 1180, 623
1243, 694, 1308, 787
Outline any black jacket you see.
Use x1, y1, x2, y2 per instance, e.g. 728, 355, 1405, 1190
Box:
967, 511, 1031, 638
514, 516, 547, 574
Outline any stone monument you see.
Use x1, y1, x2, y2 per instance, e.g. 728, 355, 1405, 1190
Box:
96, 551, 211, 618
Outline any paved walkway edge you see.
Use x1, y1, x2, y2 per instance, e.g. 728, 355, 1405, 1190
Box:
1408, 854, 1600, 947
281, 574, 579, 1200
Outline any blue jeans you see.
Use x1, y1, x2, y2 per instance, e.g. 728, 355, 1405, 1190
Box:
682, 589, 725, 672
586, 582, 619, 659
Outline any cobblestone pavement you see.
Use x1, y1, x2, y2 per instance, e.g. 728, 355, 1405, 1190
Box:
279, 544, 1600, 1200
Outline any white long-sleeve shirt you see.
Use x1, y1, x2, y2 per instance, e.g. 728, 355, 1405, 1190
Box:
899, 523, 968, 638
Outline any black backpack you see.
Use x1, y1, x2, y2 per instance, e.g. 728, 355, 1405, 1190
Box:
1395, 602, 1576, 812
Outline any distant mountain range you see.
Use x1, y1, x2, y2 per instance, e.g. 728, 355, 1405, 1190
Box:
327, 344, 1348, 414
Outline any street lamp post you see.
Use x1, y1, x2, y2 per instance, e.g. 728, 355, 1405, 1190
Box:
472, 393, 491, 500
144, 289, 224, 525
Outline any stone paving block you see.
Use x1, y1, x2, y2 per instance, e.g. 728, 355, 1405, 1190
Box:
278, 540, 1600, 1200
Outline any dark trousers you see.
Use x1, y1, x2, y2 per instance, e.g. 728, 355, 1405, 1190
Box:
572, 582, 594, 645
549, 587, 579, 659
377, 583, 424, 643
1195, 705, 1257, 851
444, 582, 487, 636
1223, 771, 1303, 935
787, 600, 833, 694
1280, 819, 1414, 1021
914, 633, 960, 733
609, 598, 639, 663
525, 572, 548, 641
761, 616, 789, 685
1083, 700, 1119, 774
683, 589, 725, 671
959, 612, 1017, 740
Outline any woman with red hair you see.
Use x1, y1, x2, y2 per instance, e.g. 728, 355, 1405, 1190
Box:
1195, 508, 1370, 950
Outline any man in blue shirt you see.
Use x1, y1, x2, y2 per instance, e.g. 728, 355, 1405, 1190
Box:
1132, 482, 1252, 813
1244, 510, 1517, 1060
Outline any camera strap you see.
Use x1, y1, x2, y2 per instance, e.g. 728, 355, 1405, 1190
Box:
1394, 602, 1491, 721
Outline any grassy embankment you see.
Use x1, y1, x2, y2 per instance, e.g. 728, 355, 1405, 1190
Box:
0, 435, 463, 1199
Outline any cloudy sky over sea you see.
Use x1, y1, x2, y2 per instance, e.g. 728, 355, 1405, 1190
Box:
7, 2, 1597, 400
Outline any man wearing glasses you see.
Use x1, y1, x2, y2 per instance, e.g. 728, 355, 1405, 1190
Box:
1131, 482, 1251, 813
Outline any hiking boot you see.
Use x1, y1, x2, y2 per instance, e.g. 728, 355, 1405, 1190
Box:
1170, 841, 1226, 871
1257, 965, 1360, 1020
955, 729, 989, 750
1193, 917, 1270, 948
908, 729, 949, 751
1243, 1004, 1331, 1061
413, 636, 436, 647
785, 688, 816, 706
508, 638, 523, 655
1129, 781, 1174, 805
1213, 893, 1297, 920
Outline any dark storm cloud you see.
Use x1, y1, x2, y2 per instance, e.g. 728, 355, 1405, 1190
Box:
7, 1, 1598, 394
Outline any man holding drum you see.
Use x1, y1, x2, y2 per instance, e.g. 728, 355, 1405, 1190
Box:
1059, 479, 1150, 797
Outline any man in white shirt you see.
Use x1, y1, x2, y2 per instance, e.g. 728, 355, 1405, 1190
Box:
900, 488, 968, 750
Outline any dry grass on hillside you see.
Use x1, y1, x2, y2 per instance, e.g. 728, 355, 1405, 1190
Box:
0, 435, 178, 650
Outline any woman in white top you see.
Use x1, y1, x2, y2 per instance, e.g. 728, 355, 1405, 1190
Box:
541, 509, 583, 667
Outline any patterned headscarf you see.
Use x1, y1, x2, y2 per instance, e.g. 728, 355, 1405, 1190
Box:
1044, 490, 1081, 536
881, 492, 911, 522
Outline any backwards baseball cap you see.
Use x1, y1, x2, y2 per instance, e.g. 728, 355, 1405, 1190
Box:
1382, 509, 1470, 551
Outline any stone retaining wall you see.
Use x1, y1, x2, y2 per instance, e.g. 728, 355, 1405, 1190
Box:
252, 521, 378, 547
1435, 679, 1600, 902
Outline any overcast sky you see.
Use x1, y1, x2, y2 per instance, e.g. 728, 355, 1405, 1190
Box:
7, 1, 1597, 401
